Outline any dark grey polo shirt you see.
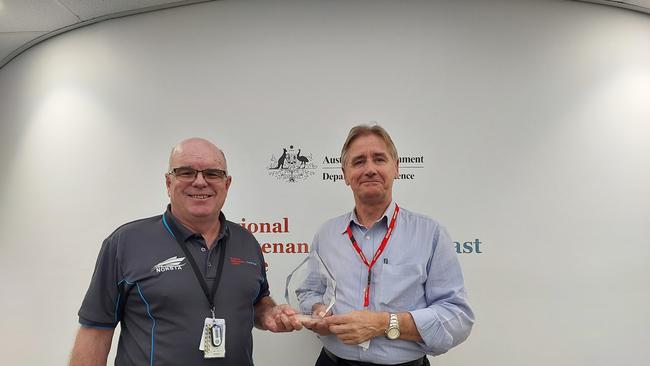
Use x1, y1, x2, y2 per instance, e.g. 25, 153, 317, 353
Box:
78, 206, 269, 366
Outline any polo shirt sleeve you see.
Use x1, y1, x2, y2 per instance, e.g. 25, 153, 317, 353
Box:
77, 232, 124, 329
409, 225, 475, 355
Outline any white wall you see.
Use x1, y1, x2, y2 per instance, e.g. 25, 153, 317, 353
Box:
0, 0, 649, 365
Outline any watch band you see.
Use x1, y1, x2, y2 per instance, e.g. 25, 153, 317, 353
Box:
385, 313, 400, 339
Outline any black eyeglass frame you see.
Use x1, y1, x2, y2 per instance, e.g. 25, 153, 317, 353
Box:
168, 167, 228, 181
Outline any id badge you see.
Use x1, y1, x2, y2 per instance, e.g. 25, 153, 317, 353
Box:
199, 318, 226, 358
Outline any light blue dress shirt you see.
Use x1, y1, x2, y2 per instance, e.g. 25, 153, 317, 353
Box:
298, 202, 474, 364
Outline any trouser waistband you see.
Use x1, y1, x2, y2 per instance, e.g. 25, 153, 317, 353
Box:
322, 347, 426, 366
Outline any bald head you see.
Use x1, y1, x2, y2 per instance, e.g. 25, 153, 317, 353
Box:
168, 138, 227, 173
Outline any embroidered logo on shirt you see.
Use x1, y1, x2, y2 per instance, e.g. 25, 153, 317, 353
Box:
230, 257, 257, 266
151, 256, 186, 272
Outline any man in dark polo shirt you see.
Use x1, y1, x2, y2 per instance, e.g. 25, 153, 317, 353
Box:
69, 138, 301, 366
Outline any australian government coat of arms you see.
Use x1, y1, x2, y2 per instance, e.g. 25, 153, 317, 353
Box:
268, 145, 317, 182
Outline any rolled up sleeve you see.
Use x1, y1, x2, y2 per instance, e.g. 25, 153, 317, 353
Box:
409, 226, 475, 355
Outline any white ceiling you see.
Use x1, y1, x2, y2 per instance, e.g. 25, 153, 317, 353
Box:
0, 0, 648, 70
0, 0, 213, 68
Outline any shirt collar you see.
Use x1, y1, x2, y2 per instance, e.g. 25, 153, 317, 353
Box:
341, 200, 397, 233
164, 204, 229, 242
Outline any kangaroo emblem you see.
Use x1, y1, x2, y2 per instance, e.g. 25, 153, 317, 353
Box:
271, 148, 287, 169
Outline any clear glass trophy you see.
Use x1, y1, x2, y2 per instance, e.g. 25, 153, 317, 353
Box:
284, 251, 336, 323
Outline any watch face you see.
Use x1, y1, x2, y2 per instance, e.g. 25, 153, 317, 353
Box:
387, 328, 400, 340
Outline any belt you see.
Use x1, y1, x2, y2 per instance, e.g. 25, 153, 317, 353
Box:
323, 348, 425, 366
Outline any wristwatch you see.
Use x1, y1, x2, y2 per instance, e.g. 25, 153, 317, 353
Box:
385, 313, 400, 340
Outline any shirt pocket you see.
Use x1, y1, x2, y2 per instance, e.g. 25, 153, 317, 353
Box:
377, 263, 426, 311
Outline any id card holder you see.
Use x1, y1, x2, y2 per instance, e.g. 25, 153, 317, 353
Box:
199, 318, 226, 358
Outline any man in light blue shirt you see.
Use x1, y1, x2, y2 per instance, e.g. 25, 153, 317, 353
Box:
300, 124, 474, 366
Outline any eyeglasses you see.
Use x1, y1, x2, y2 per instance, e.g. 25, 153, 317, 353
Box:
168, 167, 228, 182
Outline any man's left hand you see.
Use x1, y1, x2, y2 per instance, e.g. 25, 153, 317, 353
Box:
325, 310, 387, 344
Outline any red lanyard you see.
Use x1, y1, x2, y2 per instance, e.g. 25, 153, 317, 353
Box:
346, 204, 399, 308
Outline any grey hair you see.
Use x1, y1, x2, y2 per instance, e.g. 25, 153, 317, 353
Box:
340, 124, 398, 167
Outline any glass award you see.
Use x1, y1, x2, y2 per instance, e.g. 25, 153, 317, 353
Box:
284, 251, 336, 323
